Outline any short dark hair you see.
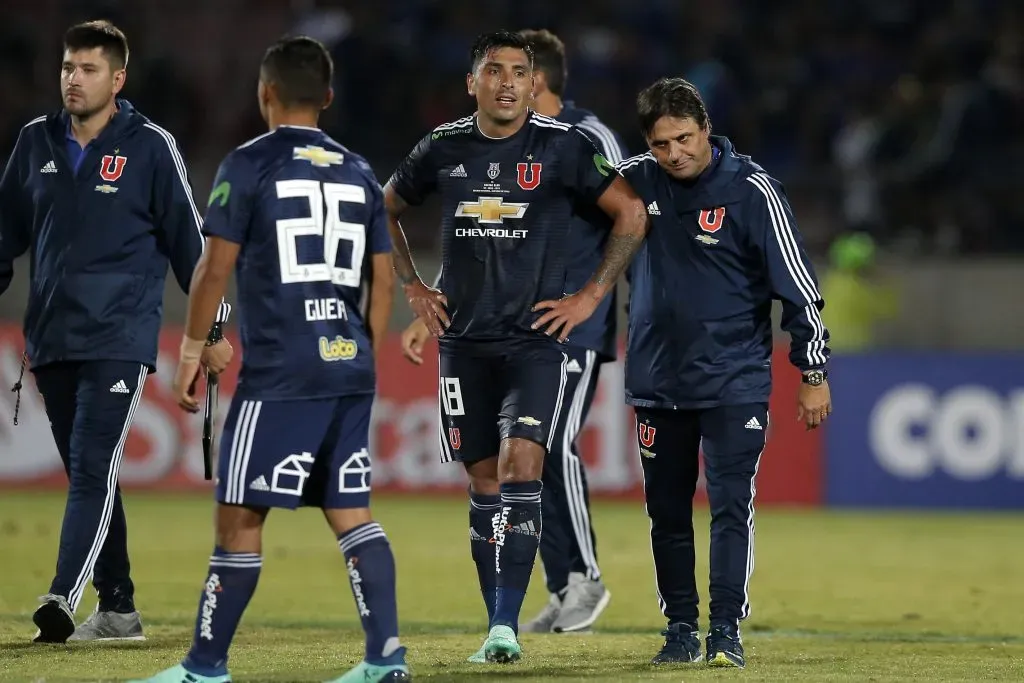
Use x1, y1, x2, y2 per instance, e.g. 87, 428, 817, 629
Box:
518, 29, 567, 96
260, 36, 333, 108
636, 77, 710, 138
63, 20, 129, 70
469, 30, 533, 73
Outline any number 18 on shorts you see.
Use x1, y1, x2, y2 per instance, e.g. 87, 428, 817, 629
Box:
437, 350, 569, 464
216, 395, 374, 509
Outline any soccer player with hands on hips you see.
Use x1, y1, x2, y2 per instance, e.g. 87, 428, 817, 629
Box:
135, 36, 409, 683
400, 28, 630, 636
384, 30, 648, 663
0, 20, 231, 645
615, 77, 832, 669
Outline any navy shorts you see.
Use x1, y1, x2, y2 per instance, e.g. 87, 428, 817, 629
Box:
438, 348, 569, 464
216, 395, 373, 510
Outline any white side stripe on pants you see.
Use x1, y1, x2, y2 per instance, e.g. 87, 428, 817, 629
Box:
545, 353, 569, 452
741, 412, 768, 620
68, 364, 148, 612
560, 350, 602, 580
226, 400, 263, 504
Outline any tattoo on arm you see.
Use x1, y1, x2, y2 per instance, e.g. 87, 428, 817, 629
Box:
382, 184, 419, 286
386, 216, 419, 285
589, 232, 644, 292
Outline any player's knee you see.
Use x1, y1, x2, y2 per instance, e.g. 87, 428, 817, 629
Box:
323, 506, 373, 536
497, 437, 545, 482
465, 458, 500, 495
215, 504, 267, 552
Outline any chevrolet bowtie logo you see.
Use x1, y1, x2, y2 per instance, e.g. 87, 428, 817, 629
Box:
454, 197, 529, 224
292, 145, 344, 167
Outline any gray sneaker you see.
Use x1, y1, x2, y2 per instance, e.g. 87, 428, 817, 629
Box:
32, 593, 75, 643
68, 606, 145, 641
551, 572, 611, 633
520, 593, 561, 633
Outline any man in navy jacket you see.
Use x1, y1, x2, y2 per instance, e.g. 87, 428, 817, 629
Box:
0, 20, 232, 644
616, 78, 832, 668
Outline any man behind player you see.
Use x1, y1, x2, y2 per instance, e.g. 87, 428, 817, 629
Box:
132, 37, 409, 683
399, 28, 629, 635
384, 30, 648, 663
616, 78, 832, 668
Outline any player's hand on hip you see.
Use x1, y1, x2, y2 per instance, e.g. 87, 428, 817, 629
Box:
531, 292, 598, 343
404, 280, 449, 337
797, 380, 832, 430
201, 339, 233, 375
172, 359, 203, 413
401, 318, 430, 365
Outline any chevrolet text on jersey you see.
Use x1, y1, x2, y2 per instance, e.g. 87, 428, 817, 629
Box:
388, 111, 618, 351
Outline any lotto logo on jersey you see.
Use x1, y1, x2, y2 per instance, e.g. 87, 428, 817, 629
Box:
318, 335, 358, 361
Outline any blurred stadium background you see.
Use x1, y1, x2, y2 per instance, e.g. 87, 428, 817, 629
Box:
1, 1, 1022, 681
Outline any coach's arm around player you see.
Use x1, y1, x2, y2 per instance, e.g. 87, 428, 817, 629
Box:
531, 165, 649, 343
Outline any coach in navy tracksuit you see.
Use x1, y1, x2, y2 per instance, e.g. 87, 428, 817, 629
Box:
0, 21, 231, 644
616, 78, 832, 668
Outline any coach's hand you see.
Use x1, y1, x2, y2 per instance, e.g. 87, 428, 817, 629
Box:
201, 339, 233, 375
173, 358, 203, 413
401, 318, 430, 365
532, 291, 599, 343
797, 379, 832, 430
405, 280, 449, 337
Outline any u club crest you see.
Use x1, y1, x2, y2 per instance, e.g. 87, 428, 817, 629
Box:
99, 154, 127, 182
697, 206, 726, 233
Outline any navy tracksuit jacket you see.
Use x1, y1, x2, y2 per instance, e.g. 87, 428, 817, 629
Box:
616, 136, 830, 629
0, 99, 226, 616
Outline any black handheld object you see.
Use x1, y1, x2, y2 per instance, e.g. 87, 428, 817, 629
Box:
202, 323, 224, 481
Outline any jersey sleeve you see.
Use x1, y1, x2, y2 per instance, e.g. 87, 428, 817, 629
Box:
559, 127, 620, 203
577, 115, 629, 164
202, 151, 256, 245
746, 173, 831, 371
386, 133, 437, 206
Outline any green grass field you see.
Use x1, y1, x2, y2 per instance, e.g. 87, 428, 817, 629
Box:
1, 492, 1022, 682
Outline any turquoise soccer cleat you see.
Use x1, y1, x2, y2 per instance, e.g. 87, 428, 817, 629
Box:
466, 640, 487, 663
126, 663, 231, 683
324, 660, 410, 682
482, 624, 522, 663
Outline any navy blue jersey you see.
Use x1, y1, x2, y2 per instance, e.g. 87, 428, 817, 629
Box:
557, 103, 629, 361
388, 111, 617, 356
618, 137, 830, 409
202, 126, 391, 400
0, 99, 227, 370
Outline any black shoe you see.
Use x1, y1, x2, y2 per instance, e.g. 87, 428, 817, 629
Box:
32, 594, 75, 644
706, 623, 745, 668
651, 622, 703, 664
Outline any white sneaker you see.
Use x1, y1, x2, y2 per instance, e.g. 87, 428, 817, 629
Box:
520, 593, 561, 633
551, 572, 611, 633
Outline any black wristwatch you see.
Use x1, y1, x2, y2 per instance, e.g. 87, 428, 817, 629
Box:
802, 369, 828, 386
206, 322, 223, 346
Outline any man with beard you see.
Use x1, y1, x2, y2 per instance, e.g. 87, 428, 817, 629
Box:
0, 19, 232, 644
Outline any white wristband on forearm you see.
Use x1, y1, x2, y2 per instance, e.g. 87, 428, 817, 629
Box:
179, 336, 206, 363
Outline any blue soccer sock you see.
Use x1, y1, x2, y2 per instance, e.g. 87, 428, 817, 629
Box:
183, 548, 262, 676
338, 522, 404, 666
469, 491, 501, 624
492, 480, 543, 634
